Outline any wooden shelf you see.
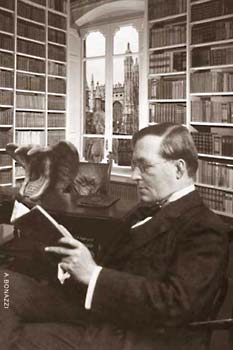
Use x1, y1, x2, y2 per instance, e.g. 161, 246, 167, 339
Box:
149, 12, 186, 24
191, 92, 233, 96
17, 15, 45, 27
198, 153, 233, 161
149, 71, 186, 77
148, 99, 186, 103
149, 43, 186, 52
191, 38, 233, 49
191, 13, 233, 26
191, 122, 233, 127
195, 182, 233, 194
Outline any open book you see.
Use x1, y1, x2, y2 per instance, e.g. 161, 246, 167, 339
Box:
11, 200, 71, 246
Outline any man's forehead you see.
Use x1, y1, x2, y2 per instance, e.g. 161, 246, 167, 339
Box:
134, 135, 162, 150
133, 136, 163, 161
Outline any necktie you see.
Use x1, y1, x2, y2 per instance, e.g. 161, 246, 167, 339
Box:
128, 194, 172, 228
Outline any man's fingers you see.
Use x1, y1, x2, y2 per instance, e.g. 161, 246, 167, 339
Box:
44, 246, 74, 255
45, 237, 81, 254
58, 236, 81, 247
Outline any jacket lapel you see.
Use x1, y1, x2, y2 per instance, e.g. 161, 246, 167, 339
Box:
103, 190, 204, 264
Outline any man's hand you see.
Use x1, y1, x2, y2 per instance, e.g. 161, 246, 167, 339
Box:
45, 237, 97, 285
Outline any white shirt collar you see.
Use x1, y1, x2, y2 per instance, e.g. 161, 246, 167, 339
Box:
168, 184, 195, 203
131, 184, 195, 229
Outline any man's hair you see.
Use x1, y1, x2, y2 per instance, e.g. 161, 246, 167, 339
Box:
132, 123, 198, 178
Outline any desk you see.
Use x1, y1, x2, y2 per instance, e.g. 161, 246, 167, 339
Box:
42, 194, 138, 259
0, 192, 138, 263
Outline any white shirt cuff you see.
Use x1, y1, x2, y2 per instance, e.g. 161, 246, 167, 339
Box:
85, 265, 103, 310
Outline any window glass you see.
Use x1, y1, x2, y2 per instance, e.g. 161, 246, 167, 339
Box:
112, 138, 132, 166
113, 54, 139, 135
114, 26, 139, 55
83, 137, 104, 163
83, 59, 105, 134
84, 31, 105, 58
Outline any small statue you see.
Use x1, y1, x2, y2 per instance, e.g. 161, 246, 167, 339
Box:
6, 141, 80, 206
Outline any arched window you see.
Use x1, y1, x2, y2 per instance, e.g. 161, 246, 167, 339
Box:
81, 20, 144, 167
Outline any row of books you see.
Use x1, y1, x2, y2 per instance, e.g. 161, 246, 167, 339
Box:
48, 28, 66, 45
0, 70, 13, 88
0, 108, 13, 125
0, 169, 12, 184
150, 23, 186, 48
17, 57, 66, 77
48, 0, 67, 14
149, 78, 186, 99
48, 12, 66, 30
149, 102, 186, 124
192, 132, 233, 156
16, 130, 45, 145
16, 93, 45, 109
48, 44, 66, 62
15, 93, 66, 110
16, 112, 45, 128
0, 91, 13, 105
48, 78, 66, 94
1, 47, 66, 74
192, 46, 233, 68
191, 0, 233, 22
18, 39, 45, 58
148, 0, 186, 21
17, 56, 45, 74
47, 129, 65, 146
48, 61, 66, 76
191, 71, 233, 93
0, 52, 14, 69
14, 112, 66, 128
47, 113, 66, 127
0, 129, 13, 148
18, 20, 45, 43
48, 95, 65, 110
149, 50, 186, 73
191, 20, 233, 45
197, 185, 233, 215
18, 1, 45, 24
16, 74, 45, 91
0, 0, 14, 10
0, 11, 14, 34
0, 153, 12, 166
191, 99, 233, 123
0, 33, 14, 51
197, 159, 233, 190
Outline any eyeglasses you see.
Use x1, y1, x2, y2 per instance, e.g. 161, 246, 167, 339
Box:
131, 160, 168, 174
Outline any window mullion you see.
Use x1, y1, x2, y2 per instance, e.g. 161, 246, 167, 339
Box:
104, 25, 113, 159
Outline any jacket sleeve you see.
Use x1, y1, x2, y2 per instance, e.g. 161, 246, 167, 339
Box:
91, 224, 229, 329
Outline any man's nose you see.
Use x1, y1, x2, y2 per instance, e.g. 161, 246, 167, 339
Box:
131, 167, 142, 181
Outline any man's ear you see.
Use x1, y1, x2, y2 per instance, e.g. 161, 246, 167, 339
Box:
175, 159, 186, 179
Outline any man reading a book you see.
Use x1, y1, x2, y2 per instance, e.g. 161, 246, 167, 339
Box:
0, 123, 230, 350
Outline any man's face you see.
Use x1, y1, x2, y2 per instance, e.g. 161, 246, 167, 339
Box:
132, 135, 178, 204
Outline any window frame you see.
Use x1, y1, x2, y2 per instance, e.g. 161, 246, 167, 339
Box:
79, 17, 147, 177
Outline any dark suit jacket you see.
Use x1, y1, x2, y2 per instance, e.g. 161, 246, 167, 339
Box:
81, 190, 230, 350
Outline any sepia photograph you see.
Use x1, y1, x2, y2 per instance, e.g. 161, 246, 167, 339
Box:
0, 0, 233, 349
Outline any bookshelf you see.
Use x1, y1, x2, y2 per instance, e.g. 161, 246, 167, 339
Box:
148, 0, 188, 126
190, 0, 233, 219
0, 0, 69, 187
147, 0, 233, 219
